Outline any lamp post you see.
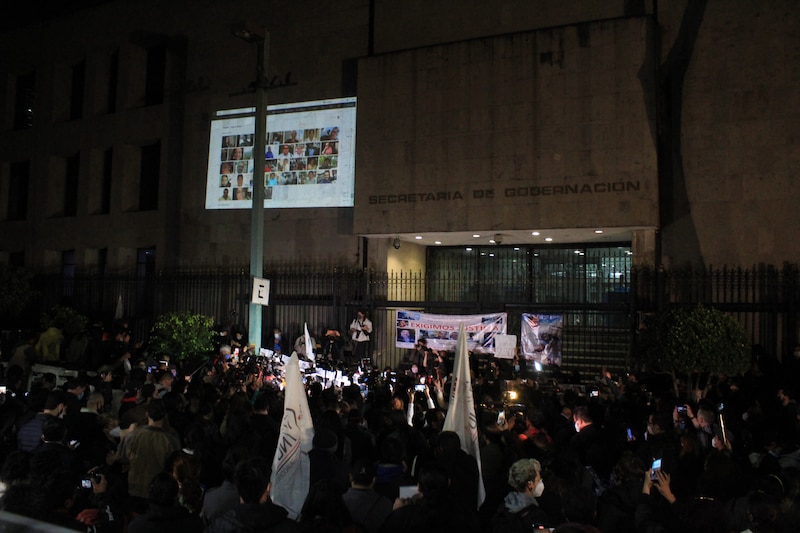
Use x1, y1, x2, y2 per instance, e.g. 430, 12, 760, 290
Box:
235, 25, 269, 352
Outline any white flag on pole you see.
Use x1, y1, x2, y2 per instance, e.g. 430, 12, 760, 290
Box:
270, 352, 315, 519
304, 322, 316, 363
443, 322, 486, 509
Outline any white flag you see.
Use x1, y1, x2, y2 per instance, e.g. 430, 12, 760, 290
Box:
270, 353, 315, 519
304, 322, 316, 363
443, 322, 486, 509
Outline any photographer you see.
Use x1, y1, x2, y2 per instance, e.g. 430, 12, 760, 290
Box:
74, 465, 127, 533
404, 339, 429, 371
349, 309, 372, 365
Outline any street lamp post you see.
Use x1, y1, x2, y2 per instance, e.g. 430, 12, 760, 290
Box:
236, 25, 269, 352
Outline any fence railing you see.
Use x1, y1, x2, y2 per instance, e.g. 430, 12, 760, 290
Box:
12, 263, 799, 378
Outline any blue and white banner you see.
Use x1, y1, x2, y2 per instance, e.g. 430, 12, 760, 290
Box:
395, 310, 507, 354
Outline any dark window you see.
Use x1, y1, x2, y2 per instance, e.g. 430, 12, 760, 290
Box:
7, 161, 30, 221
144, 44, 166, 106
65, 153, 80, 217
97, 248, 108, 275
70, 59, 85, 120
108, 50, 119, 113
101, 148, 113, 214
139, 141, 160, 210
13, 72, 35, 129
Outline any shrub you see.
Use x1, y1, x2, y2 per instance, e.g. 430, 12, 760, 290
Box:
148, 311, 215, 363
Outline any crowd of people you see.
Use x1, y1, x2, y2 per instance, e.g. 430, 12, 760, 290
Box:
0, 319, 799, 533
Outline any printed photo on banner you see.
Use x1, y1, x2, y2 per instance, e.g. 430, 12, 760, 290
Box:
394, 310, 507, 354
520, 313, 563, 366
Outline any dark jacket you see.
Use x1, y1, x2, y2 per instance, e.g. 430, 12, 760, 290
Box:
206, 501, 299, 533
126, 503, 204, 533
380, 497, 480, 533
16, 412, 52, 452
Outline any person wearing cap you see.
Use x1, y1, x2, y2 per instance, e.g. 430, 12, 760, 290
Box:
122, 399, 181, 509
342, 459, 393, 533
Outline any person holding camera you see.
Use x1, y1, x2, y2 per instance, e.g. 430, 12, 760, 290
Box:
74, 464, 127, 532
349, 309, 372, 365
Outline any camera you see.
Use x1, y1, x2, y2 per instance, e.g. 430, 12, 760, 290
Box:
81, 467, 104, 489
677, 405, 686, 414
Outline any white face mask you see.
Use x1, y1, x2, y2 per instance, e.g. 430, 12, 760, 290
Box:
574, 422, 581, 433
532, 480, 545, 498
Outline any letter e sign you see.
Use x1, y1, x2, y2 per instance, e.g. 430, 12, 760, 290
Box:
251, 277, 270, 306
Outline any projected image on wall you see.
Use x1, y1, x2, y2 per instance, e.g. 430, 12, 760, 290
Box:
205, 97, 356, 209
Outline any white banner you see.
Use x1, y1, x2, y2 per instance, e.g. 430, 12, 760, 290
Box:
270, 353, 314, 519
520, 313, 563, 366
395, 310, 507, 354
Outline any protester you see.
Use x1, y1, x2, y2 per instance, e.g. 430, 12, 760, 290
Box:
3, 320, 800, 533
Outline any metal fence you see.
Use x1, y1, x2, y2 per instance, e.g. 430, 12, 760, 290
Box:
630, 263, 800, 365
16, 262, 800, 380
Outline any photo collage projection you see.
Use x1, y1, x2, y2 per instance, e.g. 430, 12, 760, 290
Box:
206, 98, 356, 209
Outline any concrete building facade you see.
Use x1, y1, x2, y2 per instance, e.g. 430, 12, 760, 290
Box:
0, 0, 798, 275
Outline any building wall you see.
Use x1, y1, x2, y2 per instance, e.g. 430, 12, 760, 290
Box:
663, 0, 800, 267
0, 0, 371, 272
0, 0, 799, 273
354, 17, 659, 237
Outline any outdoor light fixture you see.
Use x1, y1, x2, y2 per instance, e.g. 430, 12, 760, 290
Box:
392, 237, 401, 250
494, 233, 503, 245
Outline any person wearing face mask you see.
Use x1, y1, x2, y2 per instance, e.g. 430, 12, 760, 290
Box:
490, 458, 550, 532
266, 327, 285, 354
567, 406, 619, 486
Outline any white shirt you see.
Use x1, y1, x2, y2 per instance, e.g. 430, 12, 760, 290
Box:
350, 317, 372, 342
